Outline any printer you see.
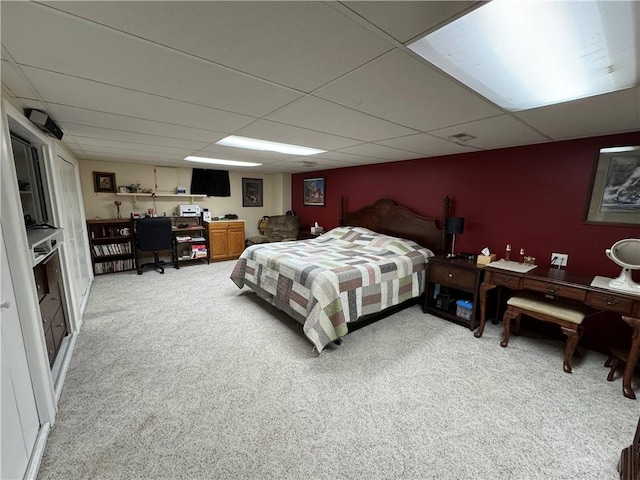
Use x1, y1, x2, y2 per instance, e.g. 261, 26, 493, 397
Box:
179, 205, 201, 217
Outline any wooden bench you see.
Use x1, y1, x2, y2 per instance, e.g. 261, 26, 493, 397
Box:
501, 295, 590, 373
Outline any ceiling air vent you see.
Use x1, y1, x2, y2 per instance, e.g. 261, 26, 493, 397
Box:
300, 161, 317, 167
448, 132, 477, 143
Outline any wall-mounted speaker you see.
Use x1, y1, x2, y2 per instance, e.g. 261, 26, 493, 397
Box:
25, 109, 64, 140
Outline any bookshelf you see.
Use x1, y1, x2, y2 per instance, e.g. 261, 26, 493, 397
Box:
86, 218, 135, 274
172, 216, 209, 267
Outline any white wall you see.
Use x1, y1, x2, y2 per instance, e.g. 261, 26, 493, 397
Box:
79, 159, 292, 237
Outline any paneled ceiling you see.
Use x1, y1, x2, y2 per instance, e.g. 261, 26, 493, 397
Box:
2, 1, 638, 174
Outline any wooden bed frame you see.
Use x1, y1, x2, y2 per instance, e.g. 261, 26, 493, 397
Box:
339, 196, 450, 255
336, 196, 450, 338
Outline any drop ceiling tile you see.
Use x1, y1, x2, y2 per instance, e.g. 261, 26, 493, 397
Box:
73, 137, 195, 157
80, 146, 187, 160
49, 105, 226, 143
376, 133, 474, 156
18, 66, 255, 132
0, 60, 36, 99
428, 115, 548, 149
343, 1, 480, 43
65, 124, 207, 150
44, 1, 394, 92
515, 88, 640, 140
1, 2, 302, 117
316, 50, 502, 131
235, 120, 362, 151
337, 142, 424, 161
266, 96, 417, 142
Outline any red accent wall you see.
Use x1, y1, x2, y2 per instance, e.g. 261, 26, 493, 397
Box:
293, 132, 640, 279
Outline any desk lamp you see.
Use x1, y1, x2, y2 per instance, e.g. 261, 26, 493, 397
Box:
446, 217, 465, 258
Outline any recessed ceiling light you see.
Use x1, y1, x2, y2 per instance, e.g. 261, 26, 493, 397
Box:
216, 135, 326, 156
408, 1, 638, 111
184, 156, 262, 167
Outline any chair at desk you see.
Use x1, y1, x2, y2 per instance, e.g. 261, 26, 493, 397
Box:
134, 217, 173, 275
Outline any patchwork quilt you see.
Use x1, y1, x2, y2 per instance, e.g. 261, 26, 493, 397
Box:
230, 226, 434, 352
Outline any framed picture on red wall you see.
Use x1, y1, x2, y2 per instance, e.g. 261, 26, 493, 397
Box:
303, 177, 325, 206
584, 146, 640, 226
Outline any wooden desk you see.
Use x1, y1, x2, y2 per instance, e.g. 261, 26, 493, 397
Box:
476, 265, 640, 399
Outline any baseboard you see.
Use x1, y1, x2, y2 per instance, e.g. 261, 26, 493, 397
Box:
24, 422, 50, 480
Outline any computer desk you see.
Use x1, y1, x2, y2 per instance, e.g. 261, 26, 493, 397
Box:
476, 265, 640, 399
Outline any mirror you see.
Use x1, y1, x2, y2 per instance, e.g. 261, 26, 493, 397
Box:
605, 238, 640, 293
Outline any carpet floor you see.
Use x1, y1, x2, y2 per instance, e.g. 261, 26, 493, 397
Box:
37, 260, 639, 480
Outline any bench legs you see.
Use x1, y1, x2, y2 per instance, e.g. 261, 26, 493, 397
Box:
501, 306, 583, 373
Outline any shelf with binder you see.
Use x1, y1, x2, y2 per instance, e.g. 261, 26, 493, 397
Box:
172, 216, 209, 267
86, 218, 135, 274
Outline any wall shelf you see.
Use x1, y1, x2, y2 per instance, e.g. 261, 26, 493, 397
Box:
116, 192, 206, 208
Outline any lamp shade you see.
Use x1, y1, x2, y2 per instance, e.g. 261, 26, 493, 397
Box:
446, 217, 465, 235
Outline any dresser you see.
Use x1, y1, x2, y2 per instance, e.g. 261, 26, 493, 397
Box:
207, 220, 245, 261
34, 251, 67, 367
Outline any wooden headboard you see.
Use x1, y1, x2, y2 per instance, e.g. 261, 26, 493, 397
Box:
340, 197, 449, 255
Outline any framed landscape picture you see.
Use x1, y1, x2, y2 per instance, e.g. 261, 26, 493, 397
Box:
584, 146, 640, 226
93, 172, 116, 193
242, 178, 263, 207
303, 177, 325, 206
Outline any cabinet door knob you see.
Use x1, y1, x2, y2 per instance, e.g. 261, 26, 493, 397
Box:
448, 273, 453, 278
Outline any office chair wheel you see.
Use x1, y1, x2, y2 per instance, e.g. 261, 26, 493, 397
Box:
137, 271, 142, 275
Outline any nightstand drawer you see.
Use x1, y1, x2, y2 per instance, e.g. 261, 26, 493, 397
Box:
430, 263, 477, 291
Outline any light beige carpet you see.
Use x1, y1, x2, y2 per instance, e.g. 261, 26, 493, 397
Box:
38, 260, 639, 480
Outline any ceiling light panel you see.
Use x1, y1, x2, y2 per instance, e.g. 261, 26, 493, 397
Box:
409, 1, 639, 111
184, 156, 262, 167
216, 135, 326, 156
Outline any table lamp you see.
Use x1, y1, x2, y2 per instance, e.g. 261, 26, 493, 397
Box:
446, 216, 465, 258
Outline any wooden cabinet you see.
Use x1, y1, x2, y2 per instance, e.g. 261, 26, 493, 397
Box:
423, 255, 485, 330
86, 218, 135, 274
172, 216, 209, 267
34, 251, 68, 367
207, 220, 245, 261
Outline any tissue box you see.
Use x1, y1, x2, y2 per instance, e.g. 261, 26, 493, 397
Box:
311, 226, 324, 234
477, 254, 496, 265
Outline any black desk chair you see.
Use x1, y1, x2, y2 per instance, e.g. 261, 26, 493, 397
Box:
134, 217, 173, 275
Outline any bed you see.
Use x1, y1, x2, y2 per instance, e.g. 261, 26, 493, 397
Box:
230, 197, 450, 352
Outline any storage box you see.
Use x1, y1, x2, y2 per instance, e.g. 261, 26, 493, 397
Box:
477, 254, 496, 265
436, 293, 454, 311
456, 299, 473, 320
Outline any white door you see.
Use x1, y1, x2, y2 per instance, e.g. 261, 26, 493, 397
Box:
1, 223, 40, 479
57, 155, 91, 321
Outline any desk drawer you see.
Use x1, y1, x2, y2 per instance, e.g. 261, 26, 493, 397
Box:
430, 263, 477, 291
587, 291, 634, 315
487, 271, 522, 289
523, 278, 586, 301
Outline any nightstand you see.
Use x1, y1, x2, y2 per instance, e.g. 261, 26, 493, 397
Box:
423, 255, 486, 330
297, 231, 322, 240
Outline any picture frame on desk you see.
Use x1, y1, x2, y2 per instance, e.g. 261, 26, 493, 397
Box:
584, 146, 640, 226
